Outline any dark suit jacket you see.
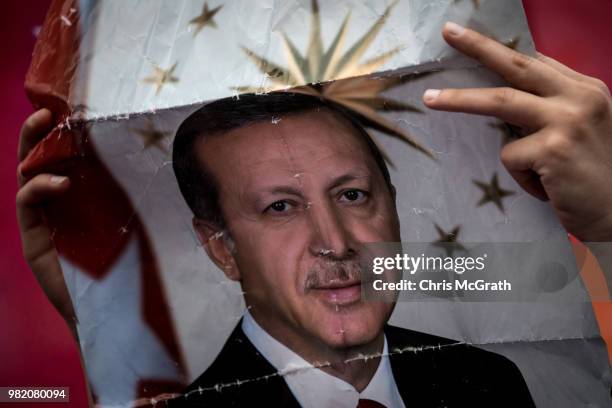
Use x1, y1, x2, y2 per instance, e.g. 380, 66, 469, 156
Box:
167, 323, 535, 407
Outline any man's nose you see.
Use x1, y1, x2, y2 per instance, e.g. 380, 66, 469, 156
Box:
307, 201, 355, 259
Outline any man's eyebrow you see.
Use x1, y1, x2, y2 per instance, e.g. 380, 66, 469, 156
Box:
261, 186, 304, 196
327, 173, 371, 190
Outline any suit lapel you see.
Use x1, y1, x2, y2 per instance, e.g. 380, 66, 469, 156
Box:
181, 321, 301, 407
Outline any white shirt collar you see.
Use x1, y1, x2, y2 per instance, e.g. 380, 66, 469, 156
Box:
241, 311, 405, 408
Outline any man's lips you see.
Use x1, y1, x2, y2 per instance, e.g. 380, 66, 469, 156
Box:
312, 279, 362, 290
310, 280, 362, 305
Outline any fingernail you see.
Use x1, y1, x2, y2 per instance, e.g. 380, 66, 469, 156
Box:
423, 89, 441, 102
445, 21, 466, 37
50, 175, 67, 184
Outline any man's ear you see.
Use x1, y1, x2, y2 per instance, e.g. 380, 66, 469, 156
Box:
192, 217, 241, 281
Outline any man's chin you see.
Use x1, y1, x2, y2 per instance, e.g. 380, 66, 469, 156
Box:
312, 304, 387, 350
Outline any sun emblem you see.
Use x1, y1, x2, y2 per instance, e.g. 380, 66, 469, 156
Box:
235, 0, 434, 162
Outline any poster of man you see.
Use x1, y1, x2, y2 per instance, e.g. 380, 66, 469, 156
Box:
15, 0, 612, 407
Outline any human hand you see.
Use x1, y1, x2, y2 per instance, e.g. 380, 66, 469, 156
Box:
423, 22, 612, 243
16, 108, 77, 339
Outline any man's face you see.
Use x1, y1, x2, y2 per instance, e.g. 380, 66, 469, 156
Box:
197, 109, 400, 351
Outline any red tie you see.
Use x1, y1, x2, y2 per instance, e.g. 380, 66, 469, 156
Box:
356, 399, 387, 408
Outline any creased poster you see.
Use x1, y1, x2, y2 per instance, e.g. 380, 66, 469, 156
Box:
22, 0, 612, 407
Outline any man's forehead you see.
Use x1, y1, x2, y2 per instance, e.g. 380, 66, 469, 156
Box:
197, 109, 376, 179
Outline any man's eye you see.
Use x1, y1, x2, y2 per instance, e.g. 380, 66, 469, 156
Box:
340, 189, 366, 203
265, 200, 294, 213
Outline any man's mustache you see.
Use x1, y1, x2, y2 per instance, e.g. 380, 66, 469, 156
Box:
304, 259, 365, 290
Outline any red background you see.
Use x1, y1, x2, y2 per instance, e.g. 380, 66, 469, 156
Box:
1, 1, 611, 406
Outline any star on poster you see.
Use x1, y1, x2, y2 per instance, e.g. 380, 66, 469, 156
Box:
133, 122, 172, 153
189, 2, 223, 37
432, 224, 466, 256
143, 62, 179, 95
473, 172, 515, 213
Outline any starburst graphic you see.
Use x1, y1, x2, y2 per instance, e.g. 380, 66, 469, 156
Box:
291, 74, 434, 162
133, 121, 172, 153
473, 173, 514, 213
142, 62, 179, 95
235, 0, 434, 161
189, 2, 223, 37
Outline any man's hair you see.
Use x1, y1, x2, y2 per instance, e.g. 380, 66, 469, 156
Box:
172, 92, 394, 227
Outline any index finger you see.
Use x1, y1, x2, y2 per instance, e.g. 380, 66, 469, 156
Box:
18, 108, 54, 162
442, 22, 568, 96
